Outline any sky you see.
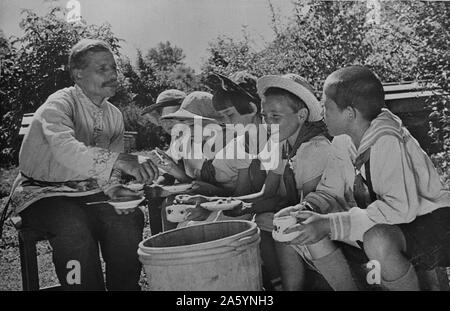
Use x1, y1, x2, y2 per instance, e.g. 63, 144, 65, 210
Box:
0, 0, 296, 72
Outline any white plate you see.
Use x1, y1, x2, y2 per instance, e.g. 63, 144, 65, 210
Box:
200, 199, 242, 211
124, 183, 144, 191
161, 184, 193, 194
108, 197, 144, 210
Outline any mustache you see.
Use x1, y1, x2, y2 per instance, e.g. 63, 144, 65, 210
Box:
102, 79, 118, 87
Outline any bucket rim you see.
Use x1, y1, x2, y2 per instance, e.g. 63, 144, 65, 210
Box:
139, 220, 258, 253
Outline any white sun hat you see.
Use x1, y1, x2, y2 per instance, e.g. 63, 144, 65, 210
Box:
161, 91, 224, 124
257, 74, 324, 122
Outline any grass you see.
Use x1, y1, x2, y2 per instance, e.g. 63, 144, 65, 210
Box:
0, 166, 19, 198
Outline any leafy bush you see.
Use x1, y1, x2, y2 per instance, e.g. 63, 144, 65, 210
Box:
121, 103, 170, 151
202, 0, 420, 88
413, 2, 450, 177
0, 166, 19, 198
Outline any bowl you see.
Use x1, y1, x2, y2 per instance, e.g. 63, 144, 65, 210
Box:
108, 197, 145, 210
161, 183, 193, 194
272, 215, 300, 242
124, 183, 144, 191
200, 199, 242, 211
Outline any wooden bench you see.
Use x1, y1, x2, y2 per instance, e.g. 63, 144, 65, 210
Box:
384, 81, 446, 154
10, 216, 61, 291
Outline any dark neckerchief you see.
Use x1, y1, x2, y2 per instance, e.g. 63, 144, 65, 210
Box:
282, 120, 331, 207
353, 148, 377, 209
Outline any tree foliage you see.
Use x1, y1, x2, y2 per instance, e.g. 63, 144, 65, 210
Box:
409, 1, 450, 181
114, 42, 201, 151
146, 41, 185, 72
202, 0, 420, 89
202, 0, 449, 177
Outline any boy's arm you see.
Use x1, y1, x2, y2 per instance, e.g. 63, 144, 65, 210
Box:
328, 135, 421, 241
304, 152, 350, 214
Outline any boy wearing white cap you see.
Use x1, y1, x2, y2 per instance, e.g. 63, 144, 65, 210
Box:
141, 89, 186, 234
141, 89, 186, 134
257, 74, 358, 291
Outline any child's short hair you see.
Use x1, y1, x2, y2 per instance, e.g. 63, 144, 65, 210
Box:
264, 87, 308, 113
325, 66, 385, 121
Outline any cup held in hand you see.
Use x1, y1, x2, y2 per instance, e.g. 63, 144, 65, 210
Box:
272, 215, 300, 242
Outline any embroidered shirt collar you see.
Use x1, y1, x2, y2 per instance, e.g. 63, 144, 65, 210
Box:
75, 84, 108, 109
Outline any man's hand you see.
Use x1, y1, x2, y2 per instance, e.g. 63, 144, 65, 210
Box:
113, 153, 159, 183
105, 185, 142, 215
284, 211, 331, 245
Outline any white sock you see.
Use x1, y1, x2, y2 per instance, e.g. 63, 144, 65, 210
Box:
382, 264, 419, 291
312, 247, 358, 291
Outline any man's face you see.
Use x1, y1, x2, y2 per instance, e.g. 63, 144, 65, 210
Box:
323, 84, 348, 136
75, 51, 118, 101
262, 94, 300, 141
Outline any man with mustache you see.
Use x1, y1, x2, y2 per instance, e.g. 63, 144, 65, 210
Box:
7, 39, 159, 290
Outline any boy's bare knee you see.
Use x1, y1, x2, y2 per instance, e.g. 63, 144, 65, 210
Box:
363, 224, 403, 260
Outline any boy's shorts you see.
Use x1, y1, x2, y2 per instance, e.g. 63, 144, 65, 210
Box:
398, 206, 450, 270
338, 207, 450, 271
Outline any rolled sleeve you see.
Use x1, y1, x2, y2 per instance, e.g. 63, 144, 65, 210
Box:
293, 139, 332, 187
